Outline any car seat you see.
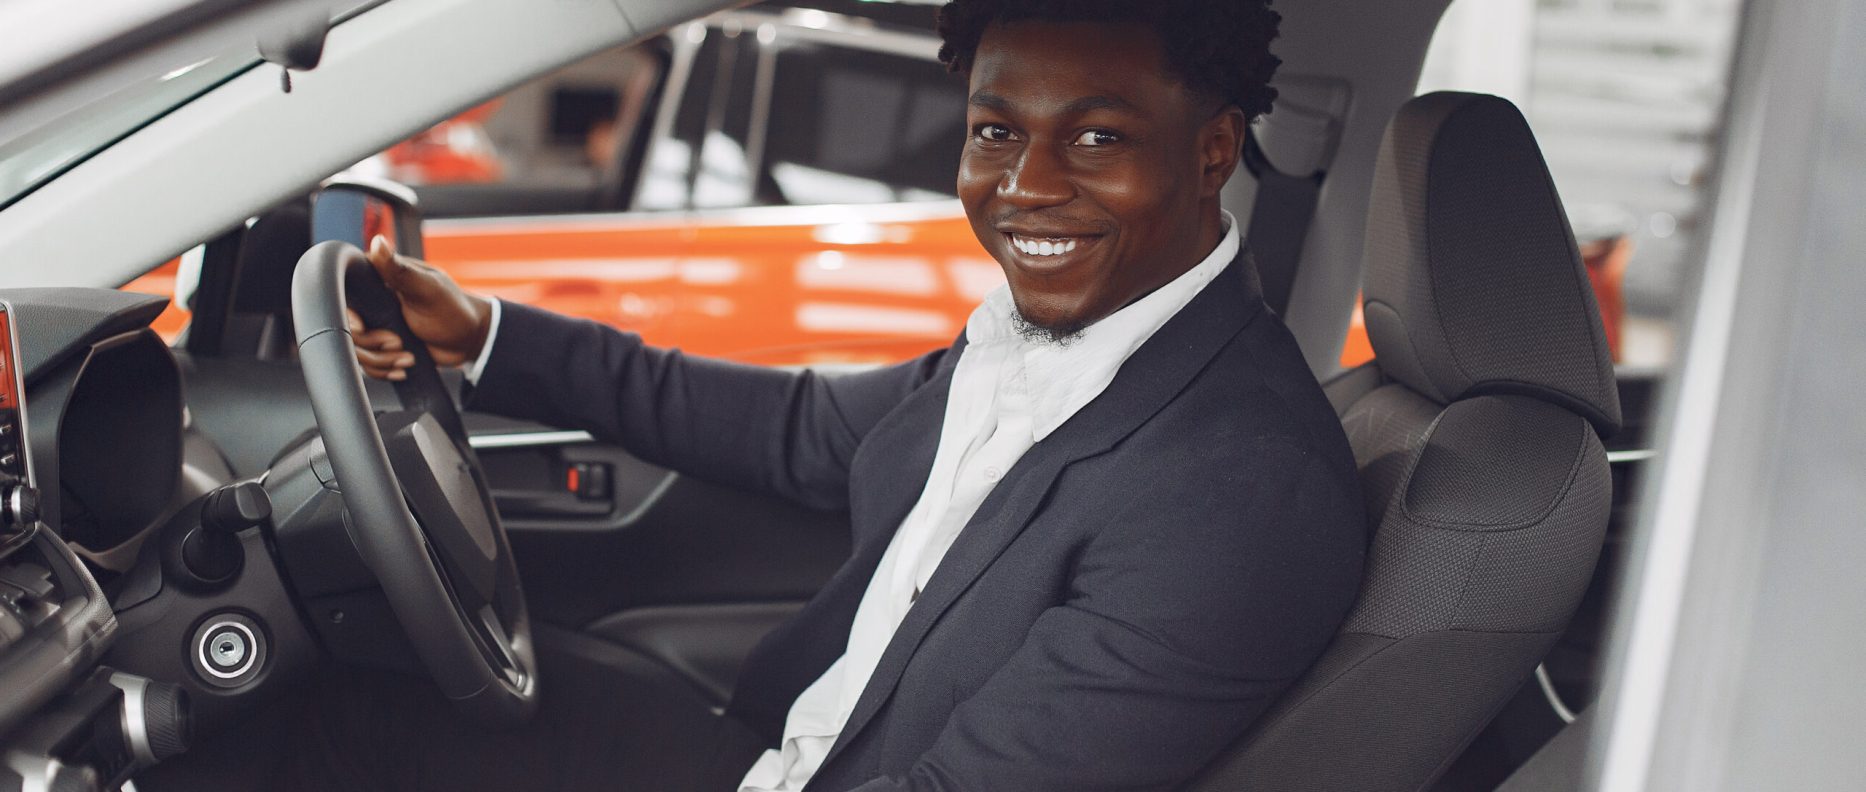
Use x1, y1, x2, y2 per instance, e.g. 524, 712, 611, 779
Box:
228, 199, 313, 360
1189, 91, 1622, 791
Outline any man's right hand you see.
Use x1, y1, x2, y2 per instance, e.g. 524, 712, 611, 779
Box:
348, 235, 494, 381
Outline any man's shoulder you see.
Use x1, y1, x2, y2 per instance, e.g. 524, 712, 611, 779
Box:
1153, 310, 1353, 459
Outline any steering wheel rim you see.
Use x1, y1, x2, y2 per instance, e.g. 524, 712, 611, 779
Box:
290, 240, 538, 725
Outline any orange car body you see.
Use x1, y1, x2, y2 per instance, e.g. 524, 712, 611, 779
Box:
424, 204, 1000, 367
123, 203, 1625, 370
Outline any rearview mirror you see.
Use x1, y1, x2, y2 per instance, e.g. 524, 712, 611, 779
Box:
312, 176, 425, 258
256, 10, 331, 72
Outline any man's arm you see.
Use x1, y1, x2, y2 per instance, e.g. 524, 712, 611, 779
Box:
467, 301, 947, 512
846, 440, 1366, 791
345, 235, 948, 512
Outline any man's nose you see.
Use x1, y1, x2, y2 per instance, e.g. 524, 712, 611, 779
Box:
998, 144, 1072, 208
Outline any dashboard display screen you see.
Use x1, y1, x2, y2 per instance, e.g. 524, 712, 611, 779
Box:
0, 307, 24, 482
0, 304, 30, 556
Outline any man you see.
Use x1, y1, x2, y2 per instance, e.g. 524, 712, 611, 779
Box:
343, 1, 1365, 789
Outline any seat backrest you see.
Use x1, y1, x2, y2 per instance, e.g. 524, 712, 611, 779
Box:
1190, 92, 1621, 791
227, 200, 312, 359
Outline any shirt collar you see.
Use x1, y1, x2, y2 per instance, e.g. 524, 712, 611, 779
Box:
964, 210, 1241, 441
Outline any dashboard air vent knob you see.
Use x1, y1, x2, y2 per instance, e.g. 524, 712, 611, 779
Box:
0, 483, 38, 544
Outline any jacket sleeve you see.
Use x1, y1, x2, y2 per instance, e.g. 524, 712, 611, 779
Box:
842, 439, 1366, 791
466, 301, 949, 512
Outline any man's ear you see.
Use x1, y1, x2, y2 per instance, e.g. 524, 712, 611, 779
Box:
1199, 106, 1248, 196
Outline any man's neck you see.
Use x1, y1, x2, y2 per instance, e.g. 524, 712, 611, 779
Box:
1116, 204, 1229, 314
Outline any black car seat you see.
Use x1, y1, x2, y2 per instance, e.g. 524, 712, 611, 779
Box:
1189, 91, 1621, 791
228, 199, 314, 359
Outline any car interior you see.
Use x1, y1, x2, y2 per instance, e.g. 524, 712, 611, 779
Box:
0, 0, 1696, 789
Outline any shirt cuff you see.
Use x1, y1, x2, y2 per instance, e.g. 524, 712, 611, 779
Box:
464, 297, 502, 385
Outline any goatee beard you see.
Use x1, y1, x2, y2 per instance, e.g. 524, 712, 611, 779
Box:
1012, 314, 1087, 347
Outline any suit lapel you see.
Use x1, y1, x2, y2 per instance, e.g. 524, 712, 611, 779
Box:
818, 251, 1267, 773
847, 341, 964, 547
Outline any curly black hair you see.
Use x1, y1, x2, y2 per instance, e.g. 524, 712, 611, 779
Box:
935, 0, 1282, 121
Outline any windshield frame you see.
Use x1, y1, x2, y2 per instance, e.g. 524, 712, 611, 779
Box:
0, 1, 386, 214
0, 53, 263, 212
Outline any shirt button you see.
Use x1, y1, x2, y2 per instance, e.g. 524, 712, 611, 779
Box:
983, 466, 1003, 481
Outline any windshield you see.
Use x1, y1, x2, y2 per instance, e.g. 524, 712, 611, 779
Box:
0, 50, 257, 210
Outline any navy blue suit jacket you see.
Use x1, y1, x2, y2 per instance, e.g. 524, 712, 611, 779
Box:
469, 250, 1366, 791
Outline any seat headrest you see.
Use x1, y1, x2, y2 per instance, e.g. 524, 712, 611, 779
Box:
1363, 92, 1621, 434
234, 200, 313, 316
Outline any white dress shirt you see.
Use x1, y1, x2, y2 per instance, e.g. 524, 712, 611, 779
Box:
737, 212, 1239, 791
463, 296, 502, 385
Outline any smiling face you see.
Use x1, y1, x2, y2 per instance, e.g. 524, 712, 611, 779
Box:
958, 20, 1245, 339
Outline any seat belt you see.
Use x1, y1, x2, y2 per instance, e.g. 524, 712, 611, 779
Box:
182, 225, 250, 357
1242, 127, 1326, 317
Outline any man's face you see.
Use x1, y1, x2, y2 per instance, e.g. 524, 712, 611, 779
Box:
957, 20, 1241, 339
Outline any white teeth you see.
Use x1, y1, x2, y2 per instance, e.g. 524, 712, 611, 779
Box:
1010, 235, 1081, 257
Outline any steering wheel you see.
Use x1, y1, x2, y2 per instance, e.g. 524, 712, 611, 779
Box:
289, 240, 538, 724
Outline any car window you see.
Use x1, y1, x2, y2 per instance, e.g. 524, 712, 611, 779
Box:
641, 21, 966, 210
357, 14, 965, 219
119, 245, 203, 343
637, 24, 761, 210
757, 39, 966, 205
365, 39, 669, 218
1409, 0, 1744, 371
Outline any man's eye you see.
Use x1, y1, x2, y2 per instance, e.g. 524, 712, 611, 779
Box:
1072, 130, 1121, 147
974, 124, 1015, 142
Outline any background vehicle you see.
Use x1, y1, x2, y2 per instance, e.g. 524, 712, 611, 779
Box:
0, 0, 1859, 789
122, 2, 1631, 369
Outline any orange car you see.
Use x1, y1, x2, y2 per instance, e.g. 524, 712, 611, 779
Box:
124, 4, 1625, 371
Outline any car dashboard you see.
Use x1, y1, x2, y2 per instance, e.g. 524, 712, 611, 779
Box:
0, 273, 506, 790
0, 288, 202, 790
